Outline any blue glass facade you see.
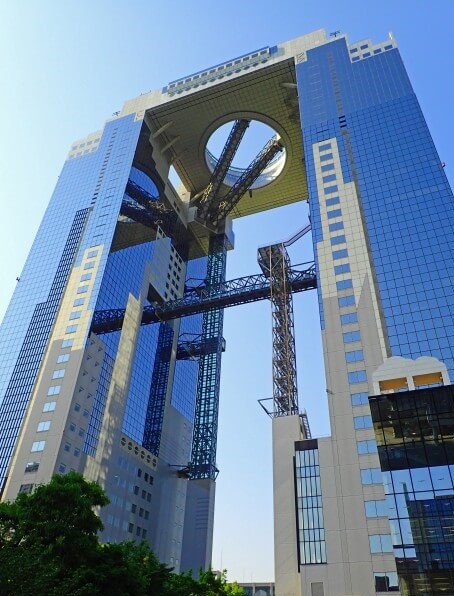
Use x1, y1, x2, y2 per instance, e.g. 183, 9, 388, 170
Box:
297, 39, 454, 377
0, 114, 142, 490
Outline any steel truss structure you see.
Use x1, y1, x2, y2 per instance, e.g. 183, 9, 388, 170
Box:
195, 119, 250, 213
259, 243, 299, 416
200, 137, 284, 230
92, 121, 313, 482
190, 234, 228, 479
143, 323, 174, 456
90, 264, 316, 334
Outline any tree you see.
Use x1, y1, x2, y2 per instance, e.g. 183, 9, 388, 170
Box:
0, 473, 243, 595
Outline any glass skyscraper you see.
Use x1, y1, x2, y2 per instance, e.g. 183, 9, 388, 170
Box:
0, 28, 453, 593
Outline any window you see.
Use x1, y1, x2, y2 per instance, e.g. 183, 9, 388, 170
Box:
354, 415, 373, 430
320, 153, 333, 162
73, 298, 85, 307
348, 370, 367, 384
25, 462, 39, 473
365, 500, 388, 518
80, 273, 92, 281
361, 468, 382, 484
62, 339, 74, 348
346, 350, 364, 363
43, 401, 56, 412
87, 250, 98, 258
334, 264, 350, 275
338, 295, 355, 307
64, 443, 71, 452
58, 464, 66, 473
369, 534, 393, 553
74, 403, 81, 412
331, 235, 346, 246
333, 248, 348, 260
37, 421, 51, 432
351, 392, 368, 406
52, 369, 65, 379
321, 163, 334, 172
65, 325, 78, 334
296, 447, 326, 565
327, 208, 342, 219
374, 572, 399, 592
326, 196, 340, 206
319, 143, 331, 151
324, 185, 338, 194
336, 279, 353, 291
84, 261, 95, 270
329, 221, 344, 232
69, 311, 81, 320
343, 331, 361, 343
340, 312, 358, 325
57, 353, 70, 363
31, 441, 46, 452
19, 484, 34, 494
47, 385, 61, 396
357, 440, 378, 454
323, 174, 336, 183
77, 285, 88, 294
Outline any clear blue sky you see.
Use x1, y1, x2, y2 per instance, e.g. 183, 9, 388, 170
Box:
1, 0, 454, 582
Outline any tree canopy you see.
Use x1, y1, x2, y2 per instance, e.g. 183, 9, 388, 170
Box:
0, 472, 243, 596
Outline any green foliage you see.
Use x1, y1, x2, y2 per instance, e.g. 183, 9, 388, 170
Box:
0, 473, 243, 595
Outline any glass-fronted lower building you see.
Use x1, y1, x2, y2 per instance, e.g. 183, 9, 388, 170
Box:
370, 379, 454, 595
1, 27, 453, 592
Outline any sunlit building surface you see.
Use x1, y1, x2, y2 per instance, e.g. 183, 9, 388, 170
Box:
0, 28, 453, 594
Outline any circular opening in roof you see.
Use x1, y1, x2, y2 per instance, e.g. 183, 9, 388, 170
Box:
205, 119, 286, 190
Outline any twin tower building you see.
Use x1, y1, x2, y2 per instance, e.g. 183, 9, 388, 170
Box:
1, 29, 454, 595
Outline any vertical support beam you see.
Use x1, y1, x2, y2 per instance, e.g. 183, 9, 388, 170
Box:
190, 234, 227, 479
143, 322, 174, 456
258, 244, 299, 416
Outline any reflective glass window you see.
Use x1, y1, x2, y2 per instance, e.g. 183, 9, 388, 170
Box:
340, 312, 358, 325
336, 279, 353, 291
348, 370, 367, 384
333, 249, 348, 259
374, 572, 399, 592
37, 421, 51, 432
343, 331, 361, 343
361, 468, 383, 484
346, 349, 364, 362
47, 385, 61, 396
354, 415, 373, 429
334, 264, 350, 275
43, 402, 56, 412
365, 500, 388, 517
357, 440, 378, 454
351, 392, 369, 406
331, 235, 346, 246
31, 441, 45, 452
369, 534, 393, 553
338, 295, 355, 307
